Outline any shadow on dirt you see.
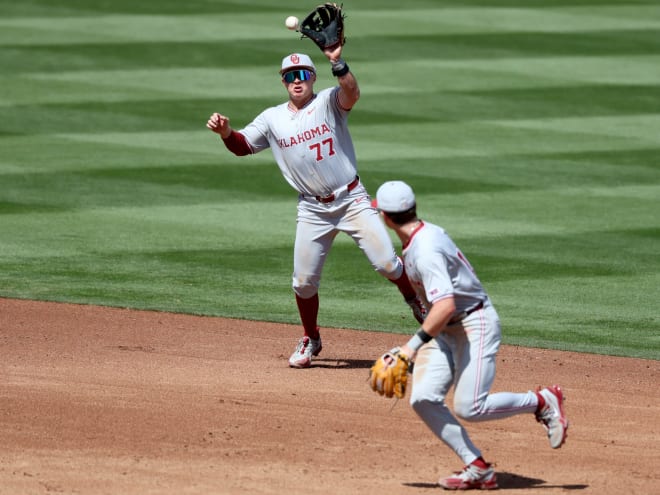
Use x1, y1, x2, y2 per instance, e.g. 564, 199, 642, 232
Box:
403, 472, 588, 490
310, 358, 375, 369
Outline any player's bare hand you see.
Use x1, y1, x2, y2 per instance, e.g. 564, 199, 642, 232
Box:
324, 43, 343, 63
206, 113, 231, 139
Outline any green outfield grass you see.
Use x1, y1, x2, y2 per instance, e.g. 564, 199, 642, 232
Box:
1, 0, 658, 359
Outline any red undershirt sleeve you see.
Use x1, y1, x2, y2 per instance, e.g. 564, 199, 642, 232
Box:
222, 130, 252, 156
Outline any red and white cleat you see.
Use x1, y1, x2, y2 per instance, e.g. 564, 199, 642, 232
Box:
438, 461, 498, 490
288, 336, 322, 368
536, 385, 569, 449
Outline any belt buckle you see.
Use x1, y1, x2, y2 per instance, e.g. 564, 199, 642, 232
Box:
317, 193, 335, 203
315, 176, 358, 203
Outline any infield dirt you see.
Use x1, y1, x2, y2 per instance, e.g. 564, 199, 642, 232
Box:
1, 298, 658, 494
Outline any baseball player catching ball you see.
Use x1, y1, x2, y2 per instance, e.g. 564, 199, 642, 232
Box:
206, 43, 425, 368
371, 181, 569, 490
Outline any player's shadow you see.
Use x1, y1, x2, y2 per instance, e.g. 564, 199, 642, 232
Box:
403, 473, 588, 490
311, 358, 374, 369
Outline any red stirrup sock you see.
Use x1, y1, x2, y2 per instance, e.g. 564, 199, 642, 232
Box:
295, 293, 320, 340
535, 391, 546, 414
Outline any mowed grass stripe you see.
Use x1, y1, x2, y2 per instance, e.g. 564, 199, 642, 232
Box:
492, 271, 659, 347
5, 81, 660, 136
4, 53, 659, 108
0, 0, 297, 17
353, 120, 659, 158
1, 148, 656, 228
1, 139, 657, 227
3, 108, 654, 170
2, 5, 660, 47
360, 150, 659, 192
1, 0, 659, 17
0, 201, 298, 256
353, 5, 660, 35
0, 13, 301, 46
0, 135, 234, 173
3, 110, 658, 176
4, 29, 660, 75
360, 55, 660, 90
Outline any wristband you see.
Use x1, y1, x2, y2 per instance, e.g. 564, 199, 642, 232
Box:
406, 328, 433, 352
331, 58, 350, 77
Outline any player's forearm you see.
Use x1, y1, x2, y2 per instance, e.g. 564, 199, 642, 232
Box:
331, 58, 359, 108
338, 71, 359, 99
222, 130, 252, 156
402, 298, 456, 356
336, 72, 359, 109
423, 298, 456, 335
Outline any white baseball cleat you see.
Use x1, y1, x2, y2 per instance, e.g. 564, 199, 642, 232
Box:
438, 462, 498, 490
536, 385, 569, 448
288, 336, 322, 368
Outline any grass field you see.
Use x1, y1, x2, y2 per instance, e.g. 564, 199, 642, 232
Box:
1, 0, 658, 359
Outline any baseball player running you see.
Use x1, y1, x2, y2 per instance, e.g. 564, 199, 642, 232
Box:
373, 181, 569, 490
206, 46, 425, 368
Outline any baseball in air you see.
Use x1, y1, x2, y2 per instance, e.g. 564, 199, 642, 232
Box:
285, 16, 299, 30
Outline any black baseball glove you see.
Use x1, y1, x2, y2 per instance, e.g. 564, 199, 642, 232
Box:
299, 3, 346, 51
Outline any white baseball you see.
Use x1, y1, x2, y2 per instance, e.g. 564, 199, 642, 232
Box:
285, 16, 299, 30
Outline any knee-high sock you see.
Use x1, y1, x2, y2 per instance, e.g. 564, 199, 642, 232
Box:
295, 293, 320, 339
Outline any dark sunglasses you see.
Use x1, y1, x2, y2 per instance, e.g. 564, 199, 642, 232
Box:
282, 69, 314, 83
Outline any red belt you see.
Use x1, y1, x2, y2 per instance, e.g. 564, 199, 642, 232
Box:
315, 176, 360, 203
448, 301, 484, 324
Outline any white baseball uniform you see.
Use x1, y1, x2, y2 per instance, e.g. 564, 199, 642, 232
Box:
403, 221, 539, 465
237, 86, 404, 298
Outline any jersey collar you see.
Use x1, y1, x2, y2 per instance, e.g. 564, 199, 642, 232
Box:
402, 220, 425, 250
288, 93, 317, 113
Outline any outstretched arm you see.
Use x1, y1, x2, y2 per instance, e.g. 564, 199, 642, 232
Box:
206, 112, 251, 156
324, 44, 359, 111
